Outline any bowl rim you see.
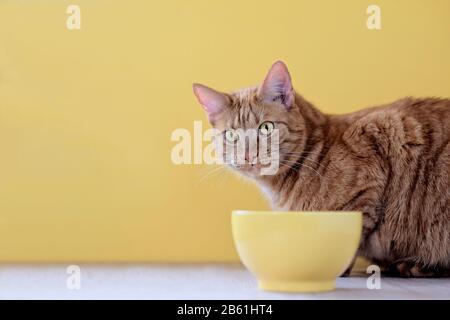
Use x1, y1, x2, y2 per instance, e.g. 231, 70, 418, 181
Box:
232, 210, 362, 216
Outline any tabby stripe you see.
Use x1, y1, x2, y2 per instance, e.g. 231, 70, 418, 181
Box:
315, 124, 330, 167
405, 159, 423, 220
282, 128, 314, 192
430, 139, 450, 169
418, 139, 450, 228
336, 188, 371, 211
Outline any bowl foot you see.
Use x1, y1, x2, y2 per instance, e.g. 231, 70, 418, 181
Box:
258, 279, 335, 293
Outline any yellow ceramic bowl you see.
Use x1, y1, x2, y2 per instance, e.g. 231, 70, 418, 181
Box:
231, 210, 362, 293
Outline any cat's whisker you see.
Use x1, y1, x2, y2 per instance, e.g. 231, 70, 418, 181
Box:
279, 154, 328, 170
280, 160, 324, 179
279, 148, 325, 155
197, 165, 227, 184
199, 166, 224, 180
279, 149, 338, 170
258, 155, 322, 170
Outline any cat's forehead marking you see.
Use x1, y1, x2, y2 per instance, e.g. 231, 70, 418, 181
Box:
229, 86, 261, 129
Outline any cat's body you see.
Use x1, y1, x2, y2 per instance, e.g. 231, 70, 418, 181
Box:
259, 94, 450, 276
193, 61, 450, 277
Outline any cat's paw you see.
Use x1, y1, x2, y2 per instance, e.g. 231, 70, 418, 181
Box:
340, 258, 356, 277
339, 268, 352, 277
388, 262, 436, 278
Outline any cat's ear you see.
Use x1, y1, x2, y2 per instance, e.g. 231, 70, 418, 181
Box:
193, 83, 230, 121
259, 60, 294, 109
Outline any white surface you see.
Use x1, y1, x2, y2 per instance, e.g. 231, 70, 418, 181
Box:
0, 264, 449, 299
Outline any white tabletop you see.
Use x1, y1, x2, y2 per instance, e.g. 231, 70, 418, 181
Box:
0, 264, 448, 299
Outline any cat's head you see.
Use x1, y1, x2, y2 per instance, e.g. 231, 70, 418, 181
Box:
193, 61, 307, 177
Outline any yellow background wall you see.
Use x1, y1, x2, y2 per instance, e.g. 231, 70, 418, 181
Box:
0, 0, 449, 261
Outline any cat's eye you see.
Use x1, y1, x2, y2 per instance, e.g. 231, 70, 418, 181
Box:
225, 129, 239, 142
258, 121, 275, 135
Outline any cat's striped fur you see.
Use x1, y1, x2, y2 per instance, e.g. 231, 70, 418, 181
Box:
193, 61, 450, 277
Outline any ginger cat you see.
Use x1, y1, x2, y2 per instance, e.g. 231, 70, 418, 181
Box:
193, 61, 450, 277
